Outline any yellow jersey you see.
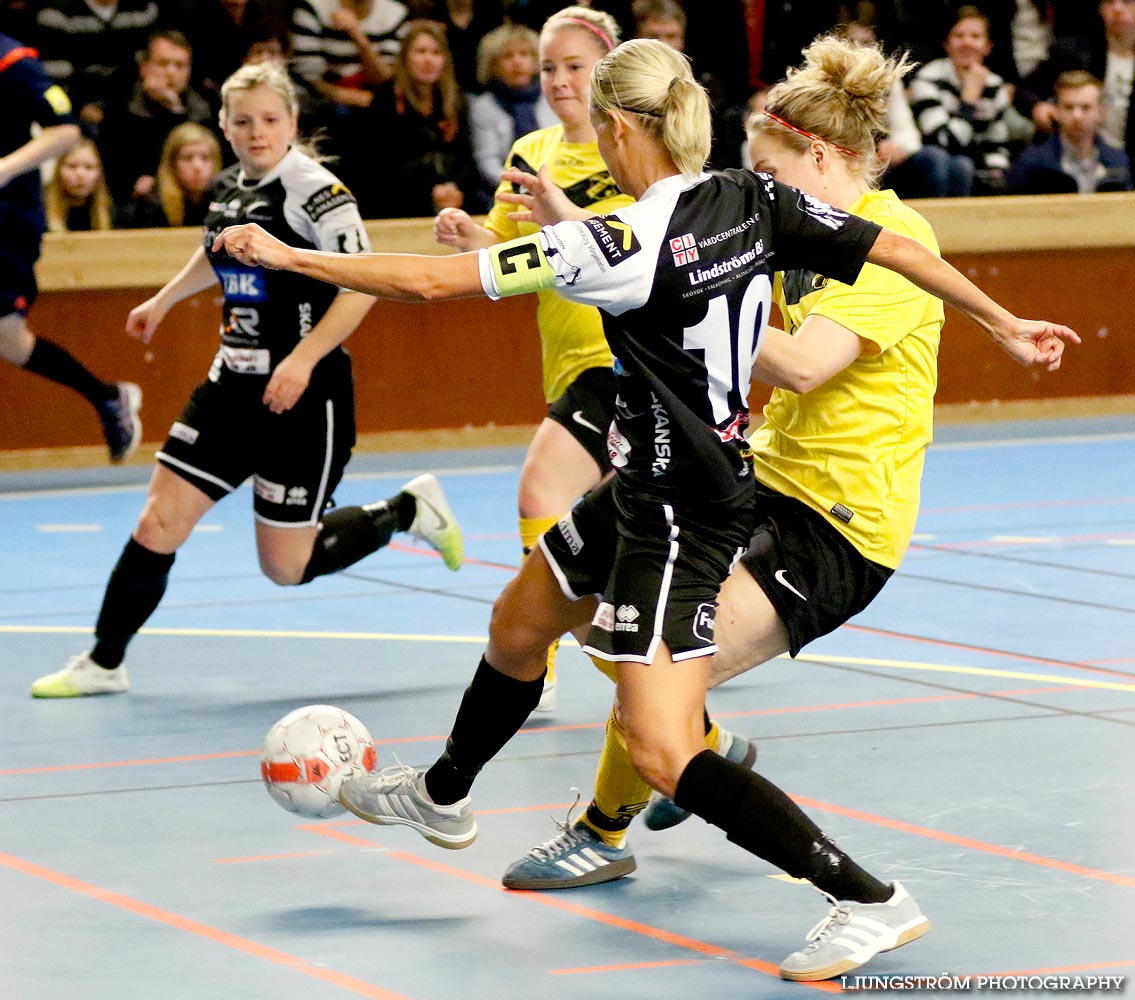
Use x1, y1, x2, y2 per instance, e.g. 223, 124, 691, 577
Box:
749, 189, 944, 569
484, 125, 633, 403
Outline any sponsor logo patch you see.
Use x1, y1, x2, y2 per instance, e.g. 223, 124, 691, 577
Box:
670, 233, 698, 267
558, 513, 583, 555
285, 486, 309, 506
215, 266, 266, 302
692, 602, 716, 642
169, 421, 199, 445
303, 184, 356, 222
593, 602, 616, 632
581, 217, 640, 267
253, 476, 285, 504
615, 604, 640, 633
830, 502, 854, 524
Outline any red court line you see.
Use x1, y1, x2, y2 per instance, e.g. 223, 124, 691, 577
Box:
0, 684, 1102, 778
0, 851, 413, 1000
840, 623, 1135, 681
384, 540, 517, 572
552, 958, 708, 975
792, 797, 1135, 889
303, 826, 840, 993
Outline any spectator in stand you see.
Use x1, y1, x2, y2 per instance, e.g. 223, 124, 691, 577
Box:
44, 138, 114, 231
166, 0, 292, 101
468, 23, 557, 189
631, 0, 745, 167
1020, 0, 1135, 165
351, 19, 486, 217
115, 122, 224, 227
30, 0, 163, 126
406, 0, 507, 93
98, 31, 215, 206
909, 6, 1014, 194
1008, 69, 1133, 192
841, 20, 972, 198
291, 0, 410, 109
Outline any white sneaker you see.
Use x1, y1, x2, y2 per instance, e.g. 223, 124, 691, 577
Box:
31, 652, 130, 698
401, 474, 463, 571
779, 882, 931, 982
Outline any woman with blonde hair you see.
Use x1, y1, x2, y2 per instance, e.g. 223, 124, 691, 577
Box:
434, 5, 625, 711
117, 122, 224, 229
33, 62, 464, 701
213, 38, 1076, 982
45, 139, 114, 231
355, 19, 485, 217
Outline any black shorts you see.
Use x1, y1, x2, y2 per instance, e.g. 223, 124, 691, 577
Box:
546, 366, 615, 471
156, 372, 356, 526
0, 204, 41, 316
540, 475, 755, 663
740, 480, 894, 657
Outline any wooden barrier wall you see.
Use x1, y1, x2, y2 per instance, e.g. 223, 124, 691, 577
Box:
3, 193, 1133, 460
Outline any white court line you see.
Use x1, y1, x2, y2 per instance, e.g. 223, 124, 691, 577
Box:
0, 463, 521, 502
931, 430, 1135, 451
36, 524, 103, 533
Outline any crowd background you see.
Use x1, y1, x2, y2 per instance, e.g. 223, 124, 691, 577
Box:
2, 0, 1132, 232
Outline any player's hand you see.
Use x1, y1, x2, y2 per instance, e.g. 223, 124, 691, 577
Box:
433, 207, 476, 249
125, 297, 166, 344
214, 224, 296, 269
995, 320, 1081, 372
498, 164, 579, 225
263, 351, 314, 413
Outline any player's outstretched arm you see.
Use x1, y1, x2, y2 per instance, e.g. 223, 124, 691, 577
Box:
867, 229, 1081, 372
214, 224, 485, 301
126, 246, 219, 343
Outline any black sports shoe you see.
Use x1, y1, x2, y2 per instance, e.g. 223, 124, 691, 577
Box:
98, 382, 142, 463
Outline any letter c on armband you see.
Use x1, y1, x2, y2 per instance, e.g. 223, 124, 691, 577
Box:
490, 234, 558, 297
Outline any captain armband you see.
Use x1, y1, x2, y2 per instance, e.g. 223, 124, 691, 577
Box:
487, 234, 558, 298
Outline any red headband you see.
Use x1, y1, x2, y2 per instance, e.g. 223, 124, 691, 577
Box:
760, 110, 860, 157
558, 16, 616, 51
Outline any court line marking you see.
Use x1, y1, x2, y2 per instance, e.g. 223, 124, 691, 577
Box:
793, 797, 1135, 890
0, 851, 414, 1000
930, 431, 1135, 451
920, 495, 1135, 515
301, 825, 841, 993
0, 684, 1105, 778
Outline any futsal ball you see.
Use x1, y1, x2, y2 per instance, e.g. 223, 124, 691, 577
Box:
261, 705, 378, 818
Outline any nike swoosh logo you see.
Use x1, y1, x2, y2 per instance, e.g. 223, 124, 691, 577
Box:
774, 569, 807, 602
572, 410, 603, 435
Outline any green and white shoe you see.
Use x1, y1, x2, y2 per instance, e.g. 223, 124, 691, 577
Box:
402, 474, 464, 571
32, 652, 129, 698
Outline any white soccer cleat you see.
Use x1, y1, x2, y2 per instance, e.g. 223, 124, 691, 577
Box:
401, 474, 464, 571
31, 652, 129, 698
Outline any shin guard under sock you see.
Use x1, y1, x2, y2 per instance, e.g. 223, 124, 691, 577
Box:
23, 338, 115, 409
424, 655, 545, 804
674, 749, 891, 903
91, 538, 176, 668
300, 495, 413, 583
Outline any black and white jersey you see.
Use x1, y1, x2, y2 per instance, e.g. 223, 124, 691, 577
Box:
480, 169, 882, 503
203, 147, 370, 385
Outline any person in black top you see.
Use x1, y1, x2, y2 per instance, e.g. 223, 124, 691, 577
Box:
214, 39, 1077, 982
31, 63, 465, 700
0, 32, 141, 462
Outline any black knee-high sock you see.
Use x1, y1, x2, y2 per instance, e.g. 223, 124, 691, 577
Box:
299, 494, 416, 583
23, 338, 115, 409
424, 655, 545, 804
674, 749, 892, 903
90, 539, 176, 669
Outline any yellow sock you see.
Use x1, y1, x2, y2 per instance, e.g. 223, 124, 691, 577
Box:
520, 514, 563, 681
705, 718, 722, 753
583, 709, 653, 847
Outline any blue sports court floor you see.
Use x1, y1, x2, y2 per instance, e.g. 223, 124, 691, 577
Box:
1, 416, 1133, 999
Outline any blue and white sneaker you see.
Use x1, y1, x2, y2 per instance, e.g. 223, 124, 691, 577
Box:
503, 800, 636, 890
642, 727, 757, 831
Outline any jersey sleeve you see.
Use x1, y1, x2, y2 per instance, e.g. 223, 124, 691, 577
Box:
762, 176, 881, 286
477, 205, 658, 316
2, 48, 76, 128
805, 213, 935, 354
299, 180, 371, 255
